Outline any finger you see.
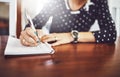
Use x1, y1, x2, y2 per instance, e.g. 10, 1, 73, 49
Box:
41, 35, 57, 43
41, 35, 50, 42
20, 35, 38, 46
51, 41, 62, 46
23, 39, 31, 46
21, 31, 36, 44
23, 40, 37, 46
41, 33, 57, 40
43, 37, 57, 43
20, 35, 30, 46
25, 27, 38, 42
24, 41, 38, 47
20, 35, 24, 45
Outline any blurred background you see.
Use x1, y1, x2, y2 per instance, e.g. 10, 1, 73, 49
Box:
0, 2, 9, 35
0, 0, 16, 36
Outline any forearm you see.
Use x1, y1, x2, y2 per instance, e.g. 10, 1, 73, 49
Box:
78, 32, 95, 43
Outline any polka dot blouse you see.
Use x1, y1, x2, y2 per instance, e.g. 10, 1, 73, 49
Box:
27, 0, 117, 43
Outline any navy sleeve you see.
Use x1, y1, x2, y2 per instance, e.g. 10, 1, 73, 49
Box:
92, 0, 117, 43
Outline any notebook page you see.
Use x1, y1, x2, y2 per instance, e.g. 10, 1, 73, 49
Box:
4, 36, 54, 55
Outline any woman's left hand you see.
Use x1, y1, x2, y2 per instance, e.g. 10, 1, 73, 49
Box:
41, 33, 74, 46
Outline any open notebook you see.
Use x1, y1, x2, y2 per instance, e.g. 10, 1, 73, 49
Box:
4, 36, 55, 55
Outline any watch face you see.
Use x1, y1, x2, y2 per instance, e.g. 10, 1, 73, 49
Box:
72, 30, 78, 37
73, 31, 78, 36
71, 30, 79, 43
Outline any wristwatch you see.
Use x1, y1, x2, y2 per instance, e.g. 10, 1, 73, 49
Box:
71, 30, 79, 43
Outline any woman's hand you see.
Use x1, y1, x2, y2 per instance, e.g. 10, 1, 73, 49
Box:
41, 33, 74, 46
19, 27, 44, 46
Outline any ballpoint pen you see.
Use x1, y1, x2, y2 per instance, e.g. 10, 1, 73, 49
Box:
25, 10, 41, 44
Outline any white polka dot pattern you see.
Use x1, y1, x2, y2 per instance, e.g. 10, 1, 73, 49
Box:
26, 0, 116, 43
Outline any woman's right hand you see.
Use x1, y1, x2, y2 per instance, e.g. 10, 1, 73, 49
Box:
19, 27, 43, 46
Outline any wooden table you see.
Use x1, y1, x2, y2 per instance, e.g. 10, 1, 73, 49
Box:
0, 36, 120, 77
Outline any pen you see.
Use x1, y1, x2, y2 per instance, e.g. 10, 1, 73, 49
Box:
25, 10, 41, 44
